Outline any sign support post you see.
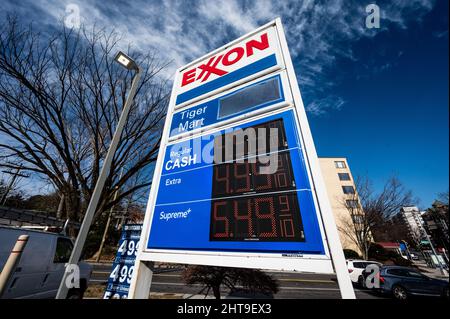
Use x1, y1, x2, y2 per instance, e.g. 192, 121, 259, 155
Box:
128, 260, 154, 299
274, 19, 355, 299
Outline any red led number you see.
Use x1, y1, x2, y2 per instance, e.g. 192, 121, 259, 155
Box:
215, 166, 230, 194
234, 199, 253, 237
213, 201, 229, 238
255, 197, 277, 238
234, 162, 251, 193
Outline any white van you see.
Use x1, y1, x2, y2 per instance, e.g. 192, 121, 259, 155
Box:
0, 226, 92, 299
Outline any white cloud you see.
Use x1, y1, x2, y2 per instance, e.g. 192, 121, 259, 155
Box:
306, 95, 345, 116
2, 0, 437, 115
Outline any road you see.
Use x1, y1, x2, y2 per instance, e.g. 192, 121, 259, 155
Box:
89, 263, 383, 299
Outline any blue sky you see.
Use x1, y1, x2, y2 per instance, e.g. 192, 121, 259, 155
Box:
1, 0, 448, 208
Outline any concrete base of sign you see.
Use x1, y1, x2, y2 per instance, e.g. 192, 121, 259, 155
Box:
129, 260, 154, 299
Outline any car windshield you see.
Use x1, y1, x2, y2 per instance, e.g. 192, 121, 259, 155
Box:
54, 237, 73, 263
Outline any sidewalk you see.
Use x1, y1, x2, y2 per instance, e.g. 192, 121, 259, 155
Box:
414, 261, 449, 280
150, 293, 214, 299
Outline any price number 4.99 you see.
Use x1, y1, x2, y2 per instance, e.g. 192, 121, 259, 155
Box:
109, 264, 135, 284
117, 239, 139, 256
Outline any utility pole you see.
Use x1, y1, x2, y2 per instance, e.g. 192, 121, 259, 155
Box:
117, 193, 133, 229
423, 227, 447, 276
1, 167, 29, 205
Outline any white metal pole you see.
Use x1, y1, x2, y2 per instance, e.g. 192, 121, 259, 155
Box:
56, 68, 142, 299
96, 168, 124, 262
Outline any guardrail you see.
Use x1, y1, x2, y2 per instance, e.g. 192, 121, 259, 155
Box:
0, 205, 80, 230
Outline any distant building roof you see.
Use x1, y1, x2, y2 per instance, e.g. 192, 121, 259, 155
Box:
376, 242, 400, 249
401, 206, 419, 212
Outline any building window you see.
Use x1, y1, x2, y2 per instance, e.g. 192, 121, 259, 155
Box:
338, 173, 351, 181
352, 215, 364, 224
346, 200, 359, 208
335, 161, 346, 168
342, 186, 355, 194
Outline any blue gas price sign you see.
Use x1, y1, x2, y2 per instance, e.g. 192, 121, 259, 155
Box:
148, 110, 325, 254
103, 224, 142, 299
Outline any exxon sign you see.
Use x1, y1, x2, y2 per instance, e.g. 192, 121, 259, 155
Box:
174, 27, 283, 107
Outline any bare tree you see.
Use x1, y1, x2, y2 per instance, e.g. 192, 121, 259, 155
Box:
338, 176, 415, 260
0, 16, 170, 225
437, 191, 449, 206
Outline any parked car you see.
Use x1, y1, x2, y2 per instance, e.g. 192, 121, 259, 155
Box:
409, 253, 419, 260
0, 226, 92, 299
346, 259, 382, 287
370, 266, 448, 300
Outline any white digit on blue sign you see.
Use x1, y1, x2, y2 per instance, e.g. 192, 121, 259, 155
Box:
127, 240, 135, 256
119, 265, 128, 283
118, 240, 128, 255
127, 266, 135, 284
134, 241, 140, 256
109, 264, 120, 281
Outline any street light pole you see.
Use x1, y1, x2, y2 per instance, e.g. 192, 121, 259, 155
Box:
96, 168, 124, 262
56, 52, 142, 299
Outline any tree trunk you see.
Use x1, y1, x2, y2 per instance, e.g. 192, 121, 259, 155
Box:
363, 243, 370, 260
63, 189, 83, 237
212, 285, 221, 299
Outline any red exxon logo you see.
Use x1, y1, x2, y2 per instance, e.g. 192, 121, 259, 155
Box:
181, 33, 270, 87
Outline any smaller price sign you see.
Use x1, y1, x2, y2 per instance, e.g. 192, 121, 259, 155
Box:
103, 224, 142, 299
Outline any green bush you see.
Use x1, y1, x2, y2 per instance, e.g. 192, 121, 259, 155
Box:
343, 249, 360, 259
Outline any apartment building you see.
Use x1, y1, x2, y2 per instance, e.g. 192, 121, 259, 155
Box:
319, 157, 361, 255
400, 206, 427, 244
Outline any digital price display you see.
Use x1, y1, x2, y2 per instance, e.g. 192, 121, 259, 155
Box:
210, 119, 305, 242
217, 77, 282, 119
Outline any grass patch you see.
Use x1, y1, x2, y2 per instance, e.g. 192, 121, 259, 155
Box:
84, 283, 106, 299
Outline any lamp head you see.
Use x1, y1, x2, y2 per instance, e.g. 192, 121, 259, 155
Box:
114, 51, 138, 71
